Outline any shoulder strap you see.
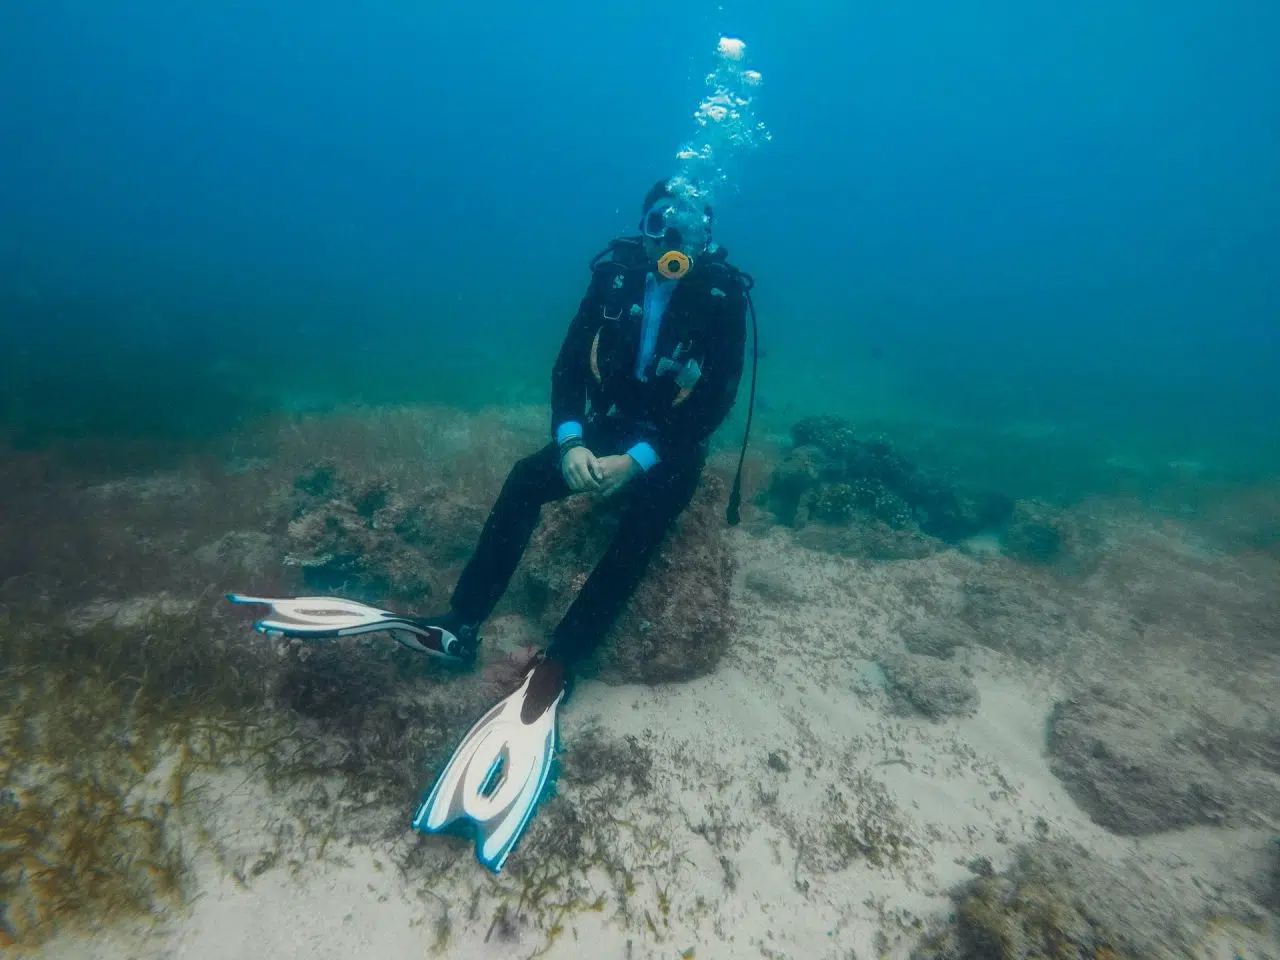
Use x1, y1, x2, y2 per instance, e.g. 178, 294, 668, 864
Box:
695, 244, 754, 293
588, 236, 647, 273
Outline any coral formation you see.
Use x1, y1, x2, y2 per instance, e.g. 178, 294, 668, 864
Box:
765, 414, 1013, 558
516, 475, 736, 684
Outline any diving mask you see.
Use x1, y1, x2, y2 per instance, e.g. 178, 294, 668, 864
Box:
641, 198, 711, 280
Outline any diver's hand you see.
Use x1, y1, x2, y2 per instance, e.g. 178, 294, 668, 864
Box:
595, 454, 642, 497
561, 446, 603, 492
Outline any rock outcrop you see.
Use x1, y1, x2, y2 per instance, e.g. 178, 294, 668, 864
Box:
516, 475, 735, 684
284, 462, 486, 607
764, 414, 1013, 560
1047, 687, 1231, 835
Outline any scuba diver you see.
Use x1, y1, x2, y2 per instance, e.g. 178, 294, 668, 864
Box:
418, 178, 754, 683
229, 177, 758, 872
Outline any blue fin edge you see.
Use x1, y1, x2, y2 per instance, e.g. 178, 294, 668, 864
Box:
411, 733, 562, 874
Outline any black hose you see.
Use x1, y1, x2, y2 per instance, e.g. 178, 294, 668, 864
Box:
726, 291, 759, 526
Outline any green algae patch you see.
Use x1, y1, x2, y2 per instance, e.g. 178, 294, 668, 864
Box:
0, 608, 276, 950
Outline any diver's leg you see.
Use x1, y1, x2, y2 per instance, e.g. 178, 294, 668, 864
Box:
449, 442, 569, 625
545, 453, 703, 669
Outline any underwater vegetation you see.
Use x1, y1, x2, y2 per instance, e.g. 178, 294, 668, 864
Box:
1, 403, 1275, 955
763, 413, 1109, 571
473, 725, 672, 957
385, 718, 687, 960
0, 411, 509, 948
0, 407, 745, 951
804, 774, 917, 874
910, 838, 1235, 960
0, 608, 276, 949
285, 461, 487, 608
878, 649, 980, 721
765, 414, 1015, 558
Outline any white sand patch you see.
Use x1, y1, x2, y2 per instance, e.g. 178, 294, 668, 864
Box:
66, 592, 199, 631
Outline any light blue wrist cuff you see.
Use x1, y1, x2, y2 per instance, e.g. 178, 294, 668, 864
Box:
555, 421, 583, 444
627, 442, 660, 472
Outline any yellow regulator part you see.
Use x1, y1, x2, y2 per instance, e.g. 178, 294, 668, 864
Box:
657, 250, 692, 279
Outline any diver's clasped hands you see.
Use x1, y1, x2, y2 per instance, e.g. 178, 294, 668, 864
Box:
561, 447, 642, 497
560, 446, 600, 492
595, 454, 642, 496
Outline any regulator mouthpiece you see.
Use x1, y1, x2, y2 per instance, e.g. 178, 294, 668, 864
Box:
656, 250, 692, 279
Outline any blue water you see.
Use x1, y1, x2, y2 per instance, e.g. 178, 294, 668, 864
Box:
1, 1, 1277, 496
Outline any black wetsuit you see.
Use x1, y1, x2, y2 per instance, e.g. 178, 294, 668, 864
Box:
449, 237, 750, 666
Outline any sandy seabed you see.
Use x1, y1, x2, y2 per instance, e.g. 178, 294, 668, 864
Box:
37, 528, 1279, 960
5, 405, 1276, 960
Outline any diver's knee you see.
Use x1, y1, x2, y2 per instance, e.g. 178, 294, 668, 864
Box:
502, 449, 554, 498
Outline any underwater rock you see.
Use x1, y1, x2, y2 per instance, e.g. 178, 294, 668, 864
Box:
83, 472, 207, 502
791, 414, 859, 459
1002, 499, 1068, 562
275, 636, 495, 814
879, 651, 979, 720
742, 565, 807, 605
67, 593, 198, 632
911, 839, 1207, 959
1002, 499, 1096, 570
912, 484, 1014, 545
284, 462, 486, 607
901, 623, 970, 660
1047, 687, 1230, 835
765, 443, 825, 526
194, 530, 277, 576
516, 475, 734, 684
765, 414, 1013, 559
1268, 838, 1280, 911
793, 519, 940, 561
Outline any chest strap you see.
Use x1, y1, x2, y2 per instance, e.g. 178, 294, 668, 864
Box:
589, 329, 692, 407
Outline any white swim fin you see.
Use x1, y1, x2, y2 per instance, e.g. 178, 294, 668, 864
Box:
225, 593, 476, 661
412, 657, 565, 873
